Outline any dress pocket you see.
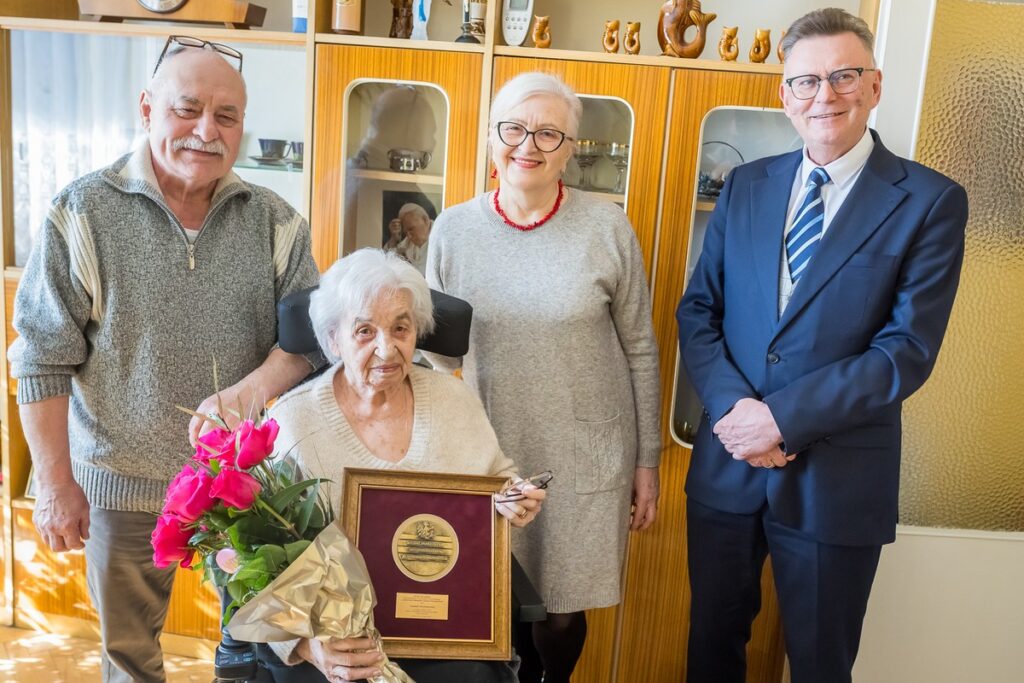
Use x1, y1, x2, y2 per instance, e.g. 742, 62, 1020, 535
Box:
574, 414, 630, 495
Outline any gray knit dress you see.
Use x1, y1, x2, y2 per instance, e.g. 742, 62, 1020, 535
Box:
425, 188, 661, 613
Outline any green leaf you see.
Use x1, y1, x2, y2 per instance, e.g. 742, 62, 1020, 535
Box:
233, 556, 268, 584
267, 478, 328, 513
255, 544, 287, 573
307, 501, 325, 531
227, 515, 290, 547
226, 579, 247, 603
295, 481, 320, 535
205, 510, 232, 531
284, 539, 311, 563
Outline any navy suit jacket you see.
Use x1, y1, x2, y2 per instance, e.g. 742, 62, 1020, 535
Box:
677, 131, 968, 547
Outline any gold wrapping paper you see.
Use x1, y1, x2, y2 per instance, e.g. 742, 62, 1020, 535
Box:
227, 523, 413, 683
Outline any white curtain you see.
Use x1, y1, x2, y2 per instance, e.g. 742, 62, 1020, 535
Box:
10, 32, 159, 265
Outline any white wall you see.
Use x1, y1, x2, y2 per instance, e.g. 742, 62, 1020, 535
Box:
854, 527, 1024, 683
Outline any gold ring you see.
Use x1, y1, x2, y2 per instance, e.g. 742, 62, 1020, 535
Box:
517, 508, 528, 519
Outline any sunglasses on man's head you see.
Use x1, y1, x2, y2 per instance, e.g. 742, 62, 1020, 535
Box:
152, 35, 244, 77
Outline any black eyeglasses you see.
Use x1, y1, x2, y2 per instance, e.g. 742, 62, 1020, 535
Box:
496, 121, 573, 153
153, 35, 244, 77
784, 67, 876, 100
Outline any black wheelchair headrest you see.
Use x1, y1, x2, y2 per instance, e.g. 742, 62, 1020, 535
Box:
278, 287, 472, 358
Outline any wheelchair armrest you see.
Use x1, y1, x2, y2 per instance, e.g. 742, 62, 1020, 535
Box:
511, 554, 546, 623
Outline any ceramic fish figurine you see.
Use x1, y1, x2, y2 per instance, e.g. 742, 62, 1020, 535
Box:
624, 21, 641, 55
603, 19, 620, 53
718, 25, 738, 61
657, 0, 717, 59
749, 28, 771, 63
778, 29, 786, 63
532, 15, 551, 48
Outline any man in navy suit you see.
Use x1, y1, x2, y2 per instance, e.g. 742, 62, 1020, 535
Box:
677, 8, 968, 683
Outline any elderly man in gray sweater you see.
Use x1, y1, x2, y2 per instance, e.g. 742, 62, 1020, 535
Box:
8, 38, 319, 682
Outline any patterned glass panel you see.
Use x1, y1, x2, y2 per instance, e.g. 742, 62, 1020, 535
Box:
902, 0, 1024, 531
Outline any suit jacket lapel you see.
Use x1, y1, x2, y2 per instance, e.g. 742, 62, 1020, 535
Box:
774, 136, 908, 338
750, 151, 802, 322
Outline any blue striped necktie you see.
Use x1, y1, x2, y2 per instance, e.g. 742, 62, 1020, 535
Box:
786, 167, 831, 282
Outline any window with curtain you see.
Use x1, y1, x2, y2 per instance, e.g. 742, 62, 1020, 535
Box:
10, 31, 159, 266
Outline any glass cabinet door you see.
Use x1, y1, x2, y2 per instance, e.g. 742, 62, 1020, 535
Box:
564, 96, 634, 209
340, 80, 448, 273
672, 106, 800, 446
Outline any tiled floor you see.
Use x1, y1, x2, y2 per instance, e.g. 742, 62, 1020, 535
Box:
0, 626, 213, 682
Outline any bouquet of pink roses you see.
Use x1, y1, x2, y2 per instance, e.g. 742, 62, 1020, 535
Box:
150, 410, 333, 613
151, 406, 411, 683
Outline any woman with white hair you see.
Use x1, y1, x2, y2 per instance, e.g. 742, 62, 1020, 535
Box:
425, 72, 662, 683
262, 248, 545, 683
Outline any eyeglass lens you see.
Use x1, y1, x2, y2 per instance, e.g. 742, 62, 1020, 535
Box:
789, 68, 865, 100
497, 122, 567, 152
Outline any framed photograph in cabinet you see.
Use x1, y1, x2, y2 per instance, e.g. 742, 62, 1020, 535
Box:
341, 468, 512, 660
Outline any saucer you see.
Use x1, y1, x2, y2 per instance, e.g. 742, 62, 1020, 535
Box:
249, 155, 287, 165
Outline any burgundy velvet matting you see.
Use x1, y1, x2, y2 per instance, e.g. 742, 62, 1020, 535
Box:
357, 488, 494, 641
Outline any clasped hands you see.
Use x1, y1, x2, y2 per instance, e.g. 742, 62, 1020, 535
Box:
713, 398, 796, 469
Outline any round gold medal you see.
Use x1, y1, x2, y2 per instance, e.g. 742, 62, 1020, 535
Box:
391, 513, 460, 582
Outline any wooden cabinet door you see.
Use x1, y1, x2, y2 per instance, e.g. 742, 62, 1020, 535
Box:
491, 57, 671, 277
310, 45, 483, 269
625, 67, 787, 683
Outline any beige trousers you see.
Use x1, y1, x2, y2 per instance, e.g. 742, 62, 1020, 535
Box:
85, 507, 176, 683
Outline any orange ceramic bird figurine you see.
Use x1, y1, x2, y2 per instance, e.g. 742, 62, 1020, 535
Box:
532, 15, 551, 48
624, 21, 641, 55
657, 0, 717, 59
749, 28, 771, 63
718, 25, 738, 61
603, 19, 620, 53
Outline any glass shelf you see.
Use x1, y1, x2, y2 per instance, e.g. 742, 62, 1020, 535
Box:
235, 161, 303, 173
350, 168, 444, 186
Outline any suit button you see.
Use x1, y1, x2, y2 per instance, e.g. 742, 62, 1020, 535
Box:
767, 352, 780, 364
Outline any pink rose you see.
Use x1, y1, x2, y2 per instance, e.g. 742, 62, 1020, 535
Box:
211, 468, 262, 510
163, 464, 216, 522
151, 513, 194, 568
235, 418, 280, 470
195, 427, 234, 465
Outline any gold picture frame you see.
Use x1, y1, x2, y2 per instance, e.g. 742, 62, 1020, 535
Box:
341, 468, 512, 660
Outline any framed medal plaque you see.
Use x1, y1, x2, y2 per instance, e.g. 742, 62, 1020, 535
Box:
341, 468, 512, 660
77, 0, 267, 29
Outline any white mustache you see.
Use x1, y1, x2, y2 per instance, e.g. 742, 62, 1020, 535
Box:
172, 136, 227, 156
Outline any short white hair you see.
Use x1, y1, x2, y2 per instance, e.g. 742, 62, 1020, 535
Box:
489, 72, 582, 138
398, 203, 431, 222
309, 248, 435, 362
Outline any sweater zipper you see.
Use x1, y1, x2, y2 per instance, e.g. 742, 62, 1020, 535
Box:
177, 189, 241, 272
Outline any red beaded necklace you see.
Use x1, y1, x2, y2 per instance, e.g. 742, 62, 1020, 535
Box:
492, 180, 565, 232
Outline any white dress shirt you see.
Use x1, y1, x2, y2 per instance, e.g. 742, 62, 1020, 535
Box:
778, 127, 875, 315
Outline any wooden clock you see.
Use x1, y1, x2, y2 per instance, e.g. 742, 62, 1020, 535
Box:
78, 0, 267, 29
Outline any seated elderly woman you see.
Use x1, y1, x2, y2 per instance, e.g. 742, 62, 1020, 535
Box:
260, 248, 545, 683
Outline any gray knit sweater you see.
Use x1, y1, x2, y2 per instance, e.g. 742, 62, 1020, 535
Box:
425, 188, 661, 612
8, 146, 320, 512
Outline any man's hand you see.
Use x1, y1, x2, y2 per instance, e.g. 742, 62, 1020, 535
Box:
630, 466, 660, 531
33, 479, 90, 552
297, 636, 385, 683
188, 381, 254, 446
714, 398, 794, 467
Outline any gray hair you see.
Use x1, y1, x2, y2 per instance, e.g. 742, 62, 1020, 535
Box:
309, 248, 435, 362
489, 72, 582, 139
780, 8, 875, 61
397, 203, 431, 222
